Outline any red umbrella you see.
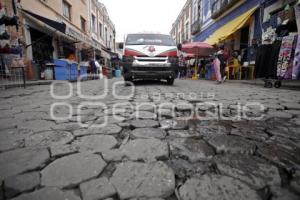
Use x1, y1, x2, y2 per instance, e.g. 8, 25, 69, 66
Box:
181, 42, 214, 57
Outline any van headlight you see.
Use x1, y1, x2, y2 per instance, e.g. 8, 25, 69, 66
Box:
122, 56, 135, 63
168, 56, 178, 65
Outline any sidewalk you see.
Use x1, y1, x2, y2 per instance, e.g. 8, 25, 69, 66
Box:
226, 79, 300, 90
0, 80, 53, 89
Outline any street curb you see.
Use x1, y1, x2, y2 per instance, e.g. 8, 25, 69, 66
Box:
226, 80, 300, 90
0, 81, 53, 89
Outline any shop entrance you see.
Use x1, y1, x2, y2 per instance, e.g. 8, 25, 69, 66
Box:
29, 28, 54, 79
240, 25, 249, 49
30, 28, 53, 62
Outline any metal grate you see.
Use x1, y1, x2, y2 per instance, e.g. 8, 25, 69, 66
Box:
0, 55, 26, 89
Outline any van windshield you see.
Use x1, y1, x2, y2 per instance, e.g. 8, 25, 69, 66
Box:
126, 34, 176, 46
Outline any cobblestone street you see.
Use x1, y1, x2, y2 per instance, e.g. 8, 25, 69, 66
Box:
0, 79, 300, 200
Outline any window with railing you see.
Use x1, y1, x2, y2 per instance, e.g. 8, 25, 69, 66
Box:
211, 0, 239, 19
62, 0, 71, 21
191, 19, 201, 35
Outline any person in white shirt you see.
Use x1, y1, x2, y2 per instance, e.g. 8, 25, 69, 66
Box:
95, 60, 103, 79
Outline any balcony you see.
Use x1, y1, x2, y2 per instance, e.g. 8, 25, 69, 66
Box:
191, 20, 201, 35
211, 0, 240, 19
181, 33, 185, 43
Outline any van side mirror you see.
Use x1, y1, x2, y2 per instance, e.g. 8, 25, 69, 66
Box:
177, 43, 182, 51
118, 43, 124, 49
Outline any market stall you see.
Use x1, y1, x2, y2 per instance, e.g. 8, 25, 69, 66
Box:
256, 1, 300, 88
181, 42, 214, 80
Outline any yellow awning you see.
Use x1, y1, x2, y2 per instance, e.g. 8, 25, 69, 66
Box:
205, 6, 258, 45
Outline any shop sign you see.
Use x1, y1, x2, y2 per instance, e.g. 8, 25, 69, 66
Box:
92, 39, 103, 50
66, 26, 101, 50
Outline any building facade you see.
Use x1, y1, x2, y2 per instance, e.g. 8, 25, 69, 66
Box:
89, 0, 116, 65
189, 0, 298, 47
16, 0, 115, 66
170, 0, 192, 44
190, 0, 262, 50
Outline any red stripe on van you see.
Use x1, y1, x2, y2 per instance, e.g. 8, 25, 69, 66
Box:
124, 48, 145, 56
158, 50, 178, 57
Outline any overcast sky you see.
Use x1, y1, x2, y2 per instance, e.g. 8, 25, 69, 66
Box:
99, 0, 186, 42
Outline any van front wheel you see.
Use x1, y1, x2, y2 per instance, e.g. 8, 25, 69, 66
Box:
124, 78, 133, 86
167, 78, 174, 85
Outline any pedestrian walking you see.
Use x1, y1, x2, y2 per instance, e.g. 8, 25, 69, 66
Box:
95, 60, 103, 79
217, 46, 227, 82
213, 55, 222, 84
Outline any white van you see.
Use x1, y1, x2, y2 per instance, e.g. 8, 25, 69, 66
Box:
120, 33, 179, 85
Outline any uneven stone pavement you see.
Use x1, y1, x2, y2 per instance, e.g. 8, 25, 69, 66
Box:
0, 79, 300, 200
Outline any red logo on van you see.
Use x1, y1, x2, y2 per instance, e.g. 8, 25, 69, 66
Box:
148, 46, 156, 52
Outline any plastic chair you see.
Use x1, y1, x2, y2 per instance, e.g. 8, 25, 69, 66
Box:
226, 59, 241, 80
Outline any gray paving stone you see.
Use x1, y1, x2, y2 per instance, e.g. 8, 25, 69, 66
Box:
266, 111, 293, 119
52, 122, 82, 131
231, 127, 268, 142
41, 153, 106, 188
291, 117, 300, 126
129, 198, 164, 200
215, 154, 281, 189
191, 120, 231, 140
14, 111, 50, 122
291, 170, 300, 195
132, 111, 157, 120
0, 186, 3, 200
270, 186, 300, 200
4, 172, 40, 198
18, 120, 55, 132
0, 118, 18, 130
10, 187, 80, 200
178, 175, 261, 200
134, 103, 156, 112
25, 131, 74, 147
50, 144, 78, 157
160, 119, 188, 130
0, 129, 31, 152
73, 135, 118, 153
131, 128, 166, 139
175, 102, 193, 111
266, 126, 300, 141
88, 124, 123, 135
281, 102, 300, 110
169, 138, 215, 162
74, 124, 123, 136
157, 108, 175, 119
131, 120, 159, 128
285, 110, 300, 116
266, 103, 285, 110
196, 102, 218, 111
166, 159, 210, 179
80, 177, 116, 200
0, 148, 49, 181
168, 130, 200, 138
94, 116, 126, 125
208, 135, 256, 154
110, 161, 175, 199
257, 140, 300, 171
78, 115, 98, 123
102, 139, 168, 162
118, 122, 131, 128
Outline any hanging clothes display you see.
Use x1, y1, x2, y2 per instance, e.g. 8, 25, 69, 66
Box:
292, 35, 300, 79
255, 40, 281, 78
277, 35, 295, 78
